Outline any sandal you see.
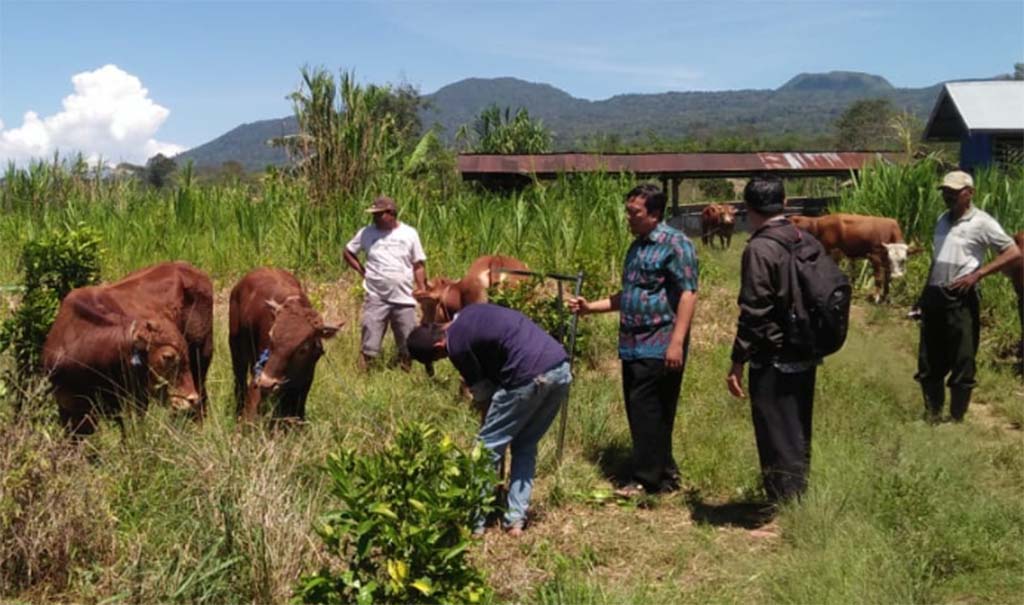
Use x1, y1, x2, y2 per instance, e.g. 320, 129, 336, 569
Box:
503, 520, 526, 537
614, 482, 646, 498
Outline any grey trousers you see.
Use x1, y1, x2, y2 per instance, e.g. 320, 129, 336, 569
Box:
360, 297, 417, 358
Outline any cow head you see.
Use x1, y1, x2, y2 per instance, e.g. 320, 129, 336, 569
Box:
414, 278, 458, 324
720, 205, 737, 225
130, 318, 198, 412
253, 297, 341, 392
883, 243, 910, 278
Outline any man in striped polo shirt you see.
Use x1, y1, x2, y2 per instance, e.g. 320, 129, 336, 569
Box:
570, 184, 699, 497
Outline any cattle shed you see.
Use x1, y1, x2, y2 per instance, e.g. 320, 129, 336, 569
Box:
923, 81, 1024, 170
457, 151, 898, 235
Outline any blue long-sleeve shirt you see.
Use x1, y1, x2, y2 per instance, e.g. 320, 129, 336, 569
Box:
446, 304, 568, 390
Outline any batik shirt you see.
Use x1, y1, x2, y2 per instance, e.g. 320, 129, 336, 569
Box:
619, 223, 699, 360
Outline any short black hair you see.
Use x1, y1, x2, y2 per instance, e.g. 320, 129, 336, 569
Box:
743, 176, 785, 216
407, 323, 446, 366
625, 183, 667, 220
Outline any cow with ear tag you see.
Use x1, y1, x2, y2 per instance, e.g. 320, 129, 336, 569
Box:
229, 268, 343, 422
43, 285, 199, 438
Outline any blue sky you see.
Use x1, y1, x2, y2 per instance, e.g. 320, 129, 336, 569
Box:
1, 0, 1021, 164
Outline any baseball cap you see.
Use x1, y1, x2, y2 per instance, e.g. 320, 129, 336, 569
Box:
938, 171, 974, 191
365, 196, 397, 213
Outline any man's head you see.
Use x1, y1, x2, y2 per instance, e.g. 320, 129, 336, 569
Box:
743, 176, 786, 220
406, 323, 448, 376
624, 184, 666, 237
938, 170, 974, 212
366, 195, 399, 230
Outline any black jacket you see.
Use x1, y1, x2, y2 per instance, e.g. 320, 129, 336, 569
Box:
731, 218, 810, 365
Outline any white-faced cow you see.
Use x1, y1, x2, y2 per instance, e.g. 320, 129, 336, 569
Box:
413, 254, 531, 324
790, 213, 913, 303
43, 285, 200, 437
229, 268, 343, 422
701, 203, 738, 248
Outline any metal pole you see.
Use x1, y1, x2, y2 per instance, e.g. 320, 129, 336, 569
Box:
556, 270, 584, 465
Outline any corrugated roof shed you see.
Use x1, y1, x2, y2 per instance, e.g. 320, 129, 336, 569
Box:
458, 151, 896, 179
923, 81, 1024, 141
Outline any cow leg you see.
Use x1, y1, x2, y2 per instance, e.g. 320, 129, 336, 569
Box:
868, 254, 885, 303
242, 384, 263, 423
230, 332, 252, 417
58, 392, 97, 438
190, 334, 214, 421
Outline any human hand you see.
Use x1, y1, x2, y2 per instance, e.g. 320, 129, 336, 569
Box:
726, 362, 746, 398
948, 270, 981, 293
665, 342, 685, 371
567, 296, 589, 315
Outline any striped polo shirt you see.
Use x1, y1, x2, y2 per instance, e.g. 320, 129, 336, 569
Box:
619, 222, 699, 360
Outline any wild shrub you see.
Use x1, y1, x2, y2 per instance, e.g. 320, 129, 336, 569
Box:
488, 279, 591, 364
0, 418, 116, 594
0, 225, 101, 389
296, 423, 497, 605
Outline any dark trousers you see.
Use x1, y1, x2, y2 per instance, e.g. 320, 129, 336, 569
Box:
749, 365, 816, 503
916, 286, 979, 419
622, 358, 684, 491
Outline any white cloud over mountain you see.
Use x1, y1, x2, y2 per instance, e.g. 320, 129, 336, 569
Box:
0, 64, 184, 166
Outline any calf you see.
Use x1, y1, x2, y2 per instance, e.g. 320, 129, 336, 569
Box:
790, 213, 911, 303
413, 254, 530, 324
229, 268, 342, 422
106, 261, 214, 418
701, 203, 738, 248
43, 286, 199, 437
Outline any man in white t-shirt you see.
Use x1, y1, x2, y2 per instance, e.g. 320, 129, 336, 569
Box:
344, 196, 427, 371
916, 171, 1021, 423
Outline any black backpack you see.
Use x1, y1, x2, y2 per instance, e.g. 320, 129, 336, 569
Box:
759, 224, 852, 358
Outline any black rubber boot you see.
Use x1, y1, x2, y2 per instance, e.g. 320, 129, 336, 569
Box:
921, 382, 945, 424
950, 388, 972, 422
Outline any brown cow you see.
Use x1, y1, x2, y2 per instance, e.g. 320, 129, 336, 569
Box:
701, 203, 738, 248
790, 213, 911, 303
43, 285, 200, 437
229, 268, 342, 422
413, 254, 530, 324
104, 261, 214, 417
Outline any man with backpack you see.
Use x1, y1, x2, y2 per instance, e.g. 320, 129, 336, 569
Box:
726, 176, 850, 504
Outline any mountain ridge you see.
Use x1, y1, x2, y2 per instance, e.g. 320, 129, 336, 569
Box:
176, 71, 944, 171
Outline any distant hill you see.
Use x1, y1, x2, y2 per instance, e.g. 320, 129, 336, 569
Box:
176, 71, 944, 170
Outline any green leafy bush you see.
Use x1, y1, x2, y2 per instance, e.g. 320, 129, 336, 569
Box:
296, 424, 497, 605
0, 225, 102, 381
488, 279, 591, 364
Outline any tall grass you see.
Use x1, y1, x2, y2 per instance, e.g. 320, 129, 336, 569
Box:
1, 160, 1022, 603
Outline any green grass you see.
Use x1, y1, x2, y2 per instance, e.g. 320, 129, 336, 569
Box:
1, 163, 1022, 603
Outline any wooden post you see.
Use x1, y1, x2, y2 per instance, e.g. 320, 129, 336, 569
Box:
671, 178, 681, 218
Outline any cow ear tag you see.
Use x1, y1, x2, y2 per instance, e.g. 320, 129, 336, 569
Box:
130, 351, 144, 367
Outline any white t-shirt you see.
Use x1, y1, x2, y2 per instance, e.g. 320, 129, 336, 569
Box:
928, 207, 1014, 286
345, 223, 426, 305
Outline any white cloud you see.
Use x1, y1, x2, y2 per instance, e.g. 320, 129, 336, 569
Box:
0, 64, 184, 167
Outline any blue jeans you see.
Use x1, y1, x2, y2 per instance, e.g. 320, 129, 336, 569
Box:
478, 361, 572, 528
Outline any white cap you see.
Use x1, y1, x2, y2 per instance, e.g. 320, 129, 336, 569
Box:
939, 171, 974, 190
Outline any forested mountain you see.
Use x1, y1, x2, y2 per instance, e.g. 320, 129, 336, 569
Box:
175, 71, 943, 171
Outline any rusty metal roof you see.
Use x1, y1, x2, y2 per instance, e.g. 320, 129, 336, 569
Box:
458, 152, 898, 179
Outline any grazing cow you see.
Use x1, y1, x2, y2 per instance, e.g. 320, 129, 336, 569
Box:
701, 203, 738, 248
105, 261, 214, 418
413, 255, 531, 324
790, 213, 912, 303
229, 268, 343, 422
43, 286, 200, 437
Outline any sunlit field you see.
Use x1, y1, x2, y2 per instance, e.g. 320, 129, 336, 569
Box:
1, 161, 1022, 604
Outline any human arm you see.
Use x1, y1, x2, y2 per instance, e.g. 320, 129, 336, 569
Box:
343, 248, 365, 277
665, 290, 697, 371
726, 362, 746, 398
413, 261, 427, 291
730, 243, 784, 367
948, 242, 1021, 292
567, 292, 621, 315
